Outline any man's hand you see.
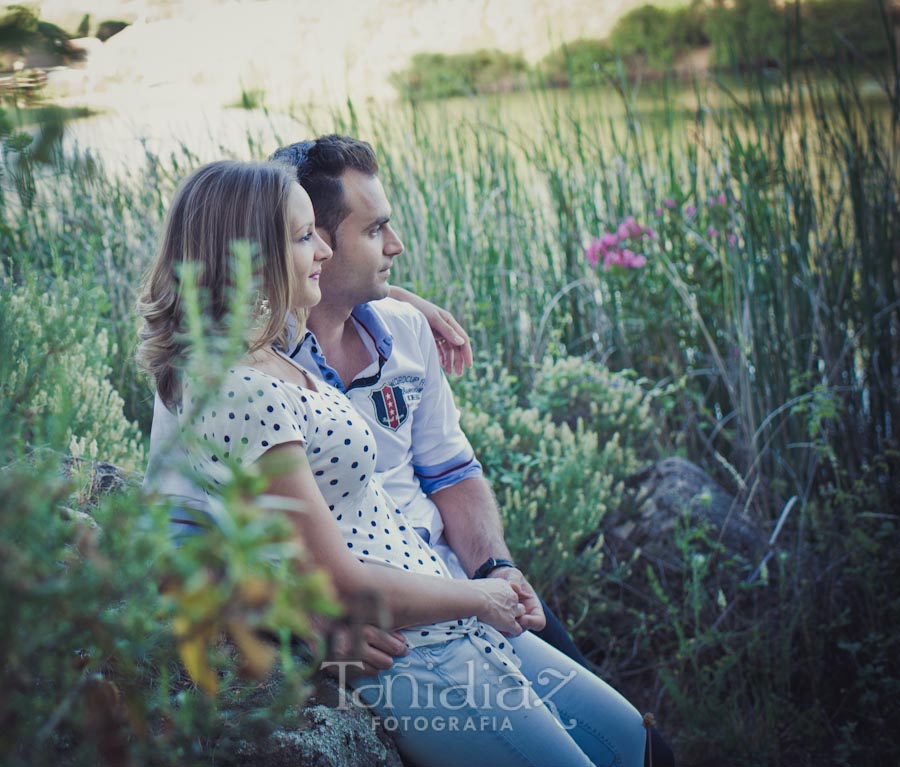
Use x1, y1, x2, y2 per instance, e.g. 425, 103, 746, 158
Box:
429, 310, 473, 376
387, 285, 473, 374
323, 623, 409, 680
489, 568, 546, 632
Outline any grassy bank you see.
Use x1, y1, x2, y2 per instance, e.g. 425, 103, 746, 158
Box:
2, 50, 899, 765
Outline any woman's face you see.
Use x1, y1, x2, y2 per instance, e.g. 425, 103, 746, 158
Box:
287, 182, 332, 310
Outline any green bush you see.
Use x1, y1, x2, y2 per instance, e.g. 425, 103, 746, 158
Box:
460, 404, 633, 620
703, 0, 891, 68
390, 49, 530, 101
704, 0, 784, 67
643, 449, 900, 765
539, 0, 890, 80
800, 449, 900, 764
453, 355, 650, 621
608, 3, 702, 68
794, 0, 891, 60
0, 463, 171, 767
0, 274, 144, 470
0, 136, 171, 433
538, 38, 616, 88
531, 355, 660, 461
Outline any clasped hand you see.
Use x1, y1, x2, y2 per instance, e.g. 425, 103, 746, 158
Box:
324, 579, 536, 680
486, 567, 546, 632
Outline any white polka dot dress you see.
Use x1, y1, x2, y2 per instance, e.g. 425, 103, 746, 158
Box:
180, 366, 448, 578
179, 363, 519, 666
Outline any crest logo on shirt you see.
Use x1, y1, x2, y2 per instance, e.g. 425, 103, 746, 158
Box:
371, 385, 409, 431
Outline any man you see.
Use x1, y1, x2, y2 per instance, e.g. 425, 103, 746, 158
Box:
268, 134, 591, 674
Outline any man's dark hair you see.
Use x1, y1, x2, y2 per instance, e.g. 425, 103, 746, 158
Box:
269, 135, 379, 244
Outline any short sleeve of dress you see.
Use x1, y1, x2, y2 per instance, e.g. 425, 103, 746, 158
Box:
180, 368, 308, 475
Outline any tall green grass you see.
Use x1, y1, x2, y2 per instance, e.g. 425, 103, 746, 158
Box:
355, 62, 899, 516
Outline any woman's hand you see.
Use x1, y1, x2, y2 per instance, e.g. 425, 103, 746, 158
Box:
472, 578, 526, 637
490, 568, 547, 632
388, 285, 473, 375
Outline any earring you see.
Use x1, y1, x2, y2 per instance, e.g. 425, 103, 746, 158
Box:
255, 294, 271, 322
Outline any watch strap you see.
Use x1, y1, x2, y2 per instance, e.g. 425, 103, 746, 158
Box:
473, 557, 517, 579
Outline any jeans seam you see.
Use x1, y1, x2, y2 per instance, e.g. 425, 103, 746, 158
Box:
552, 702, 622, 767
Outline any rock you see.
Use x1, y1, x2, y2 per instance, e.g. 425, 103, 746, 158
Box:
616, 457, 767, 563
61, 454, 140, 505
237, 677, 403, 767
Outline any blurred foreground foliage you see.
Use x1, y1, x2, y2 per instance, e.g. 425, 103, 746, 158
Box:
0, 453, 338, 766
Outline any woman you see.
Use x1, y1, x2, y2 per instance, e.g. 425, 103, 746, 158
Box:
138, 160, 648, 767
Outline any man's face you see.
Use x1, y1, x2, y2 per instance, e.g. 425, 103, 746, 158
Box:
316, 169, 404, 308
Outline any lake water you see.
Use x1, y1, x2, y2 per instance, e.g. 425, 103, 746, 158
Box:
58, 71, 893, 179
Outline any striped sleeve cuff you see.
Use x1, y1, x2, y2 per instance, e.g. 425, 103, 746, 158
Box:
413, 454, 484, 495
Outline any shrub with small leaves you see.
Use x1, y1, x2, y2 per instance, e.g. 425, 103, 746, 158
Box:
0, 275, 144, 470
460, 402, 641, 623
530, 355, 660, 462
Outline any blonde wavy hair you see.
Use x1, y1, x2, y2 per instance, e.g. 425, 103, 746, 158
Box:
137, 160, 300, 411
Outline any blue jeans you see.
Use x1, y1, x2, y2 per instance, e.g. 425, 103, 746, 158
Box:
349, 630, 645, 767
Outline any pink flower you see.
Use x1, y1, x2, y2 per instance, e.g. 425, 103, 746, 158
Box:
602, 248, 647, 270
624, 249, 647, 269
716, 193, 727, 207
654, 207, 663, 217
707, 226, 718, 239
663, 197, 676, 209
685, 204, 697, 219
589, 220, 651, 271
599, 232, 619, 251
727, 232, 737, 247
624, 216, 643, 238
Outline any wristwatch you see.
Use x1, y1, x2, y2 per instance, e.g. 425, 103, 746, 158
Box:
473, 557, 517, 579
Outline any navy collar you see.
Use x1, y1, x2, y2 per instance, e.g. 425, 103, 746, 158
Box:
349, 302, 393, 359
